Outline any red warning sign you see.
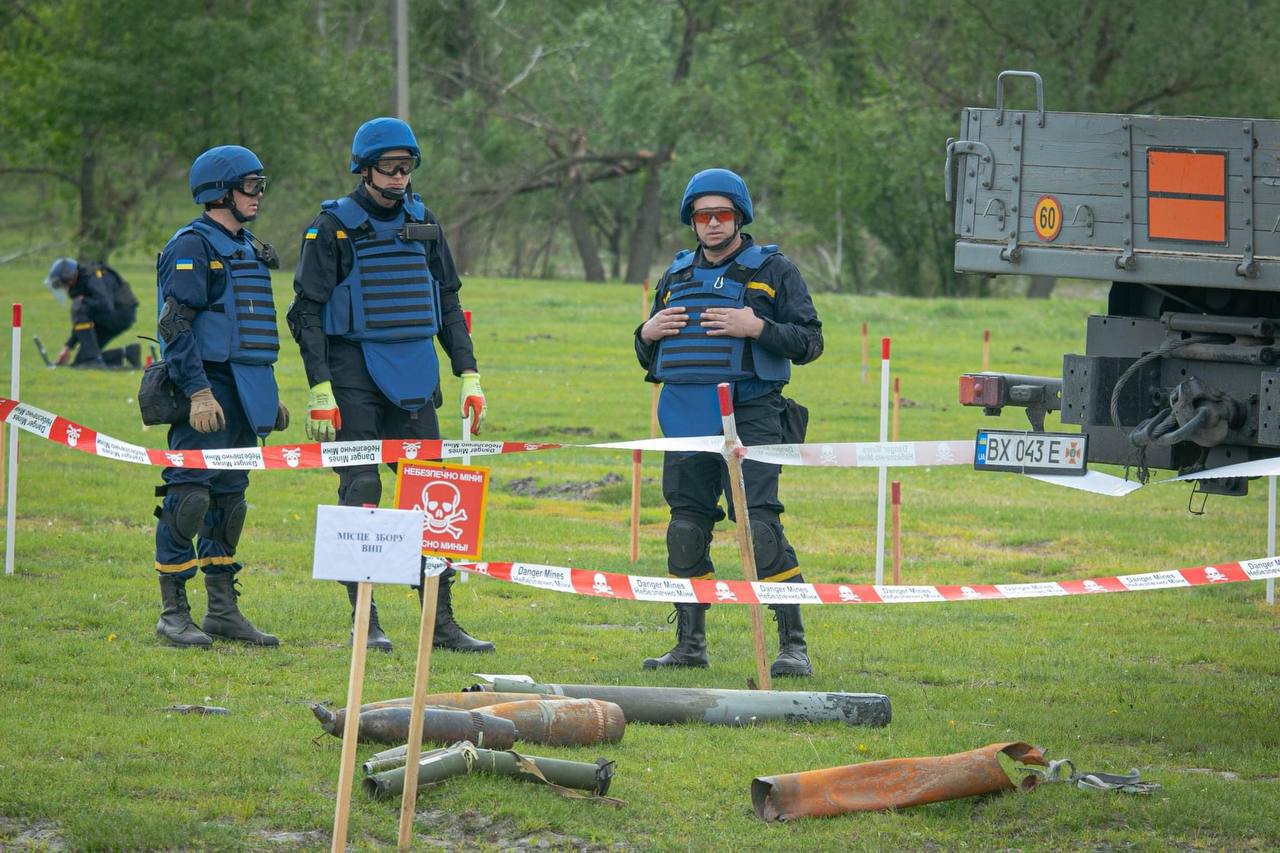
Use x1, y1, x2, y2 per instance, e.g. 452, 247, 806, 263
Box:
393, 460, 490, 560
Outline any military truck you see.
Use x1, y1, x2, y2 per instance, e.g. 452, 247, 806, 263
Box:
949, 70, 1280, 495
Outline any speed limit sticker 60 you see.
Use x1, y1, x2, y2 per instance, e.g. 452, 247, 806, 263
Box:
1033, 195, 1062, 241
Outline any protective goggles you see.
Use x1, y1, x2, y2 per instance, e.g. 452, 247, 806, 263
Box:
691, 207, 737, 226
235, 175, 268, 196
372, 156, 419, 177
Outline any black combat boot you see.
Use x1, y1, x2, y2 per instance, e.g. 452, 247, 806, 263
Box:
155, 575, 212, 647
425, 572, 495, 652
345, 582, 393, 653
124, 343, 142, 369
769, 604, 812, 677
642, 603, 709, 669
201, 571, 279, 646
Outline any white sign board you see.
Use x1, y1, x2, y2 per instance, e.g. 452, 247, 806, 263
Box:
312, 505, 422, 584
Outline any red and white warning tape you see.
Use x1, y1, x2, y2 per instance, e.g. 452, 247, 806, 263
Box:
0, 396, 981, 472
0, 397, 1191, 496
455, 557, 1280, 604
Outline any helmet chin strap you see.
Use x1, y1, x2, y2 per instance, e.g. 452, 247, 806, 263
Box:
363, 173, 408, 202
697, 224, 739, 254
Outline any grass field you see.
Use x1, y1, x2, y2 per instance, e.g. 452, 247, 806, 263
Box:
0, 258, 1277, 850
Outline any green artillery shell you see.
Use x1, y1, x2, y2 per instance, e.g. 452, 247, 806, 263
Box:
470, 677, 892, 727
362, 742, 615, 799
309, 702, 517, 748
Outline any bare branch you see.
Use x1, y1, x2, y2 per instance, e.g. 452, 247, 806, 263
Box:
500, 44, 545, 95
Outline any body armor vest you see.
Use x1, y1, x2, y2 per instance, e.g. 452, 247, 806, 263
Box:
320, 196, 440, 342
653, 244, 789, 385
160, 218, 280, 366
317, 194, 441, 411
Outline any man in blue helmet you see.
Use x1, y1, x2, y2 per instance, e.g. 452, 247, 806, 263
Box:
44, 257, 141, 369
151, 144, 288, 648
635, 167, 824, 677
287, 117, 493, 654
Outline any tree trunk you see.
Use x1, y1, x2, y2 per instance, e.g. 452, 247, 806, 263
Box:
1027, 275, 1057, 299
624, 158, 666, 283
566, 195, 606, 281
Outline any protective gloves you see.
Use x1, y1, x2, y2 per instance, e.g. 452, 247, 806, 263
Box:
55, 346, 71, 366
189, 387, 226, 433
306, 380, 341, 441
460, 372, 487, 435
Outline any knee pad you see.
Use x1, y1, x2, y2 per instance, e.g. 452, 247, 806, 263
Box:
666, 518, 711, 572
341, 471, 382, 507
154, 483, 209, 546
203, 493, 248, 551
750, 516, 782, 570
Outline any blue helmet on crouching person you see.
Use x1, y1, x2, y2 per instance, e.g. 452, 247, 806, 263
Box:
679, 168, 754, 227
189, 145, 267, 223
349, 117, 421, 201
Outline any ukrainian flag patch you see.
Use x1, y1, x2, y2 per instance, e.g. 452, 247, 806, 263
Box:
175, 259, 194, 271
305, 228, 319, 240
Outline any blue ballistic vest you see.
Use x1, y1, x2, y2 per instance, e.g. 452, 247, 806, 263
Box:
158, 218, 280, 436
653, 244, 790, 385
319, 194, 440, 411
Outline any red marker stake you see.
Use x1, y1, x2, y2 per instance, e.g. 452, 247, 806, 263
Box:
982, 329, 990, 373
718, 383, 771, 690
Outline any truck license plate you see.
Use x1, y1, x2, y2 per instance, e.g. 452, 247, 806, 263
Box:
974, 430, 1087, 476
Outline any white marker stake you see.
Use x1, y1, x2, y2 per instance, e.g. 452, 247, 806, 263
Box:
874, 337, 890, 585
5, 304, 20, 575
1269, 476, 1276, 606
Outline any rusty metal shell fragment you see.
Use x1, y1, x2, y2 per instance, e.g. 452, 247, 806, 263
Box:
751, 742, 1047, 821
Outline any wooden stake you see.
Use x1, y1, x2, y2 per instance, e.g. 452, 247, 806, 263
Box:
981, 329, 990, 372
633, 278, 654, 561
892, 377, 900, 442
397, 570, 441, 850
860, 321, 869, 383
717, 383, 771, 690
891, 481, 902, 586
629, 450, 642, 563
331, 581, 372, 853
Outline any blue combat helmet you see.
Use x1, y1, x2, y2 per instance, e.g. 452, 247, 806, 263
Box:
679, 168, 753, 226
189, 145, 265, 204
350, 118, 421, 173
44, 256, 79, 304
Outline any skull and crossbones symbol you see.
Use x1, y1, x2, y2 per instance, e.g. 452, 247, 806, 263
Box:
1204, 566, 1229, 583
420, 481, 467, 539
402, 441, 422, 460
165, 451, 184, 466
281, 447, 302, 468
837, 585, 860, 602
715, 581, 737, 601
65, 425, 81, 447
592, 573, 613, 596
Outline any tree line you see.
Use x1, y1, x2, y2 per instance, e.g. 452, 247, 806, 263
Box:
2, 0, 1275, 294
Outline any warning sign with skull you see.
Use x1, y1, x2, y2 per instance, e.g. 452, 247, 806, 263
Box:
393, 460, 490, 559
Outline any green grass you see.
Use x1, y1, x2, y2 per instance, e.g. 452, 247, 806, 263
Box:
0, 258, 1277, 850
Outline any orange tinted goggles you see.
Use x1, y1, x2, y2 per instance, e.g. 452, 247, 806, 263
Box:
691, 207, 737, 226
